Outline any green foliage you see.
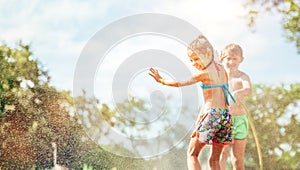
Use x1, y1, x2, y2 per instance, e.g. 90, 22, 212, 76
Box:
0, 43, 47, 115
245, 83, 300, 169
0, 43, 78, 168
245, 0, 300, 53
0, 43, 147, 169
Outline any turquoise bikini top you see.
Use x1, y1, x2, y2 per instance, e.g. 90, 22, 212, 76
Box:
200, 84, 236, 106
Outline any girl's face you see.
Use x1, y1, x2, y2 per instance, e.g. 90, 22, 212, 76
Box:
188, 49, 205, 70
221, 52, 243, 69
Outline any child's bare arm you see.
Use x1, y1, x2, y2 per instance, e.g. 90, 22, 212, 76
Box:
148, 68, 204, 87
233, 73, 252, 100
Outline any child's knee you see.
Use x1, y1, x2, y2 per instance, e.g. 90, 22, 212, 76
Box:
210, 154, 220, 161
209, 155, 221, 166
187, 147, 200, 157
232, 156, 244, 167
187, 138, 205, 158
221, 146, 230, 156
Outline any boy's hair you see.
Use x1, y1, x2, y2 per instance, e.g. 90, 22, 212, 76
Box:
220, 43, 243, 62
188, 35, 214, 60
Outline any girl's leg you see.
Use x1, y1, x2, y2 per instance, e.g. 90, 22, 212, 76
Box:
209, 145, 224, 170
220, 145, 230, 170
187, 137, 206, 170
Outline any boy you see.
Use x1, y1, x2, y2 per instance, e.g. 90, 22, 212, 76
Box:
219, 44, 252, 170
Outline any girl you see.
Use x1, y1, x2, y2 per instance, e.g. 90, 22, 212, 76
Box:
149, 35, 235, 170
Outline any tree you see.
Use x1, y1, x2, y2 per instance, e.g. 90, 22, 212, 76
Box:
0, 43, 87, 168
245, 0, 300, 53
245, 83, 300, 169
0, 43, 148, 169
0, 43, 50, 167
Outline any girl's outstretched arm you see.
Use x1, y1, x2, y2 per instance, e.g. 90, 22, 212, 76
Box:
148, 67, 201, 87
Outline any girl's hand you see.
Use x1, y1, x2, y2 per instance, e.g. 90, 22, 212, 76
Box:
148, 68, 162, 82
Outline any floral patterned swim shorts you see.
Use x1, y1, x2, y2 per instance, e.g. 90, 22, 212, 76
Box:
196, 108, 233, 145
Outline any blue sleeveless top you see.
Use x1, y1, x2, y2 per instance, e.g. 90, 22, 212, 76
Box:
200, 84, 236, 106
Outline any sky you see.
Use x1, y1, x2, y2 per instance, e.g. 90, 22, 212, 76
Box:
1, 0, 300, 97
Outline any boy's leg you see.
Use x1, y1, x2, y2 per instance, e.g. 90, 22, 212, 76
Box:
231, 139, 247, 170
231, 114, 248, 170
220, 145, 230, 170
187, 137, 206, 170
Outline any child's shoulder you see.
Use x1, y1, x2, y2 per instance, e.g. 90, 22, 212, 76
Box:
238, 70, 251, 80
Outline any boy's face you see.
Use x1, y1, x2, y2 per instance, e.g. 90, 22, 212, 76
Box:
221, 52, 243, 70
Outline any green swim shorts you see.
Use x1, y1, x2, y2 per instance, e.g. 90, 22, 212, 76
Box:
232, 114, 249, 140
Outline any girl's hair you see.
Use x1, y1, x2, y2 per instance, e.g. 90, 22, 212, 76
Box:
188, 35, 214, 58
220, 43, 243, 62
188, 35, 214, 67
